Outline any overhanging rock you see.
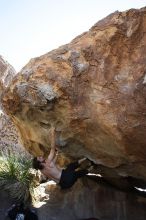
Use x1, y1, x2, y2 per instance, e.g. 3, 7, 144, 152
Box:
2, 7, 146, 182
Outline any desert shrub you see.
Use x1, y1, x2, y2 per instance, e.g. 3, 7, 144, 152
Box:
0, 151, 36, 204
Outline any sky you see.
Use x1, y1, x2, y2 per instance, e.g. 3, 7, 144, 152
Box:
0, 0, 146, 72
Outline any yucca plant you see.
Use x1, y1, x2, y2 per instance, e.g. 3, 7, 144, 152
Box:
0, 151, 36, 204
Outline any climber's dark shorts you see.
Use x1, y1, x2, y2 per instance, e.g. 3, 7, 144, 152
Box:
59, 162, 88, 189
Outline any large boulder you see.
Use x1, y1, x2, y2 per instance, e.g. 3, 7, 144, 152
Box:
0, 56, 26, 155
2, 8, 146, 181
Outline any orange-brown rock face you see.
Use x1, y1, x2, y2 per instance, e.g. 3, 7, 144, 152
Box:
2, 8, 146, 181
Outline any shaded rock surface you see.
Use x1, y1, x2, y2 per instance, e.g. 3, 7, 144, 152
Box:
35, 178, 146, 220
0, 190, 14, 220
2, 8, 146, 183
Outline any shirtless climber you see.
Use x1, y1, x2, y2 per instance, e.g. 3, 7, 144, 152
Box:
32, 128, 93, 189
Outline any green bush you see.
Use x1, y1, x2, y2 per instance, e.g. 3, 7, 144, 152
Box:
0, 152, 36, 204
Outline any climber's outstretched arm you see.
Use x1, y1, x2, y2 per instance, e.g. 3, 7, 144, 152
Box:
50, 127, 56, 149
47, 127, 57, 162
47, 147, 56, 162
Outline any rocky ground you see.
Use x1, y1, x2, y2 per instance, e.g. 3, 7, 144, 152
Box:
1, 177, 146, 220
